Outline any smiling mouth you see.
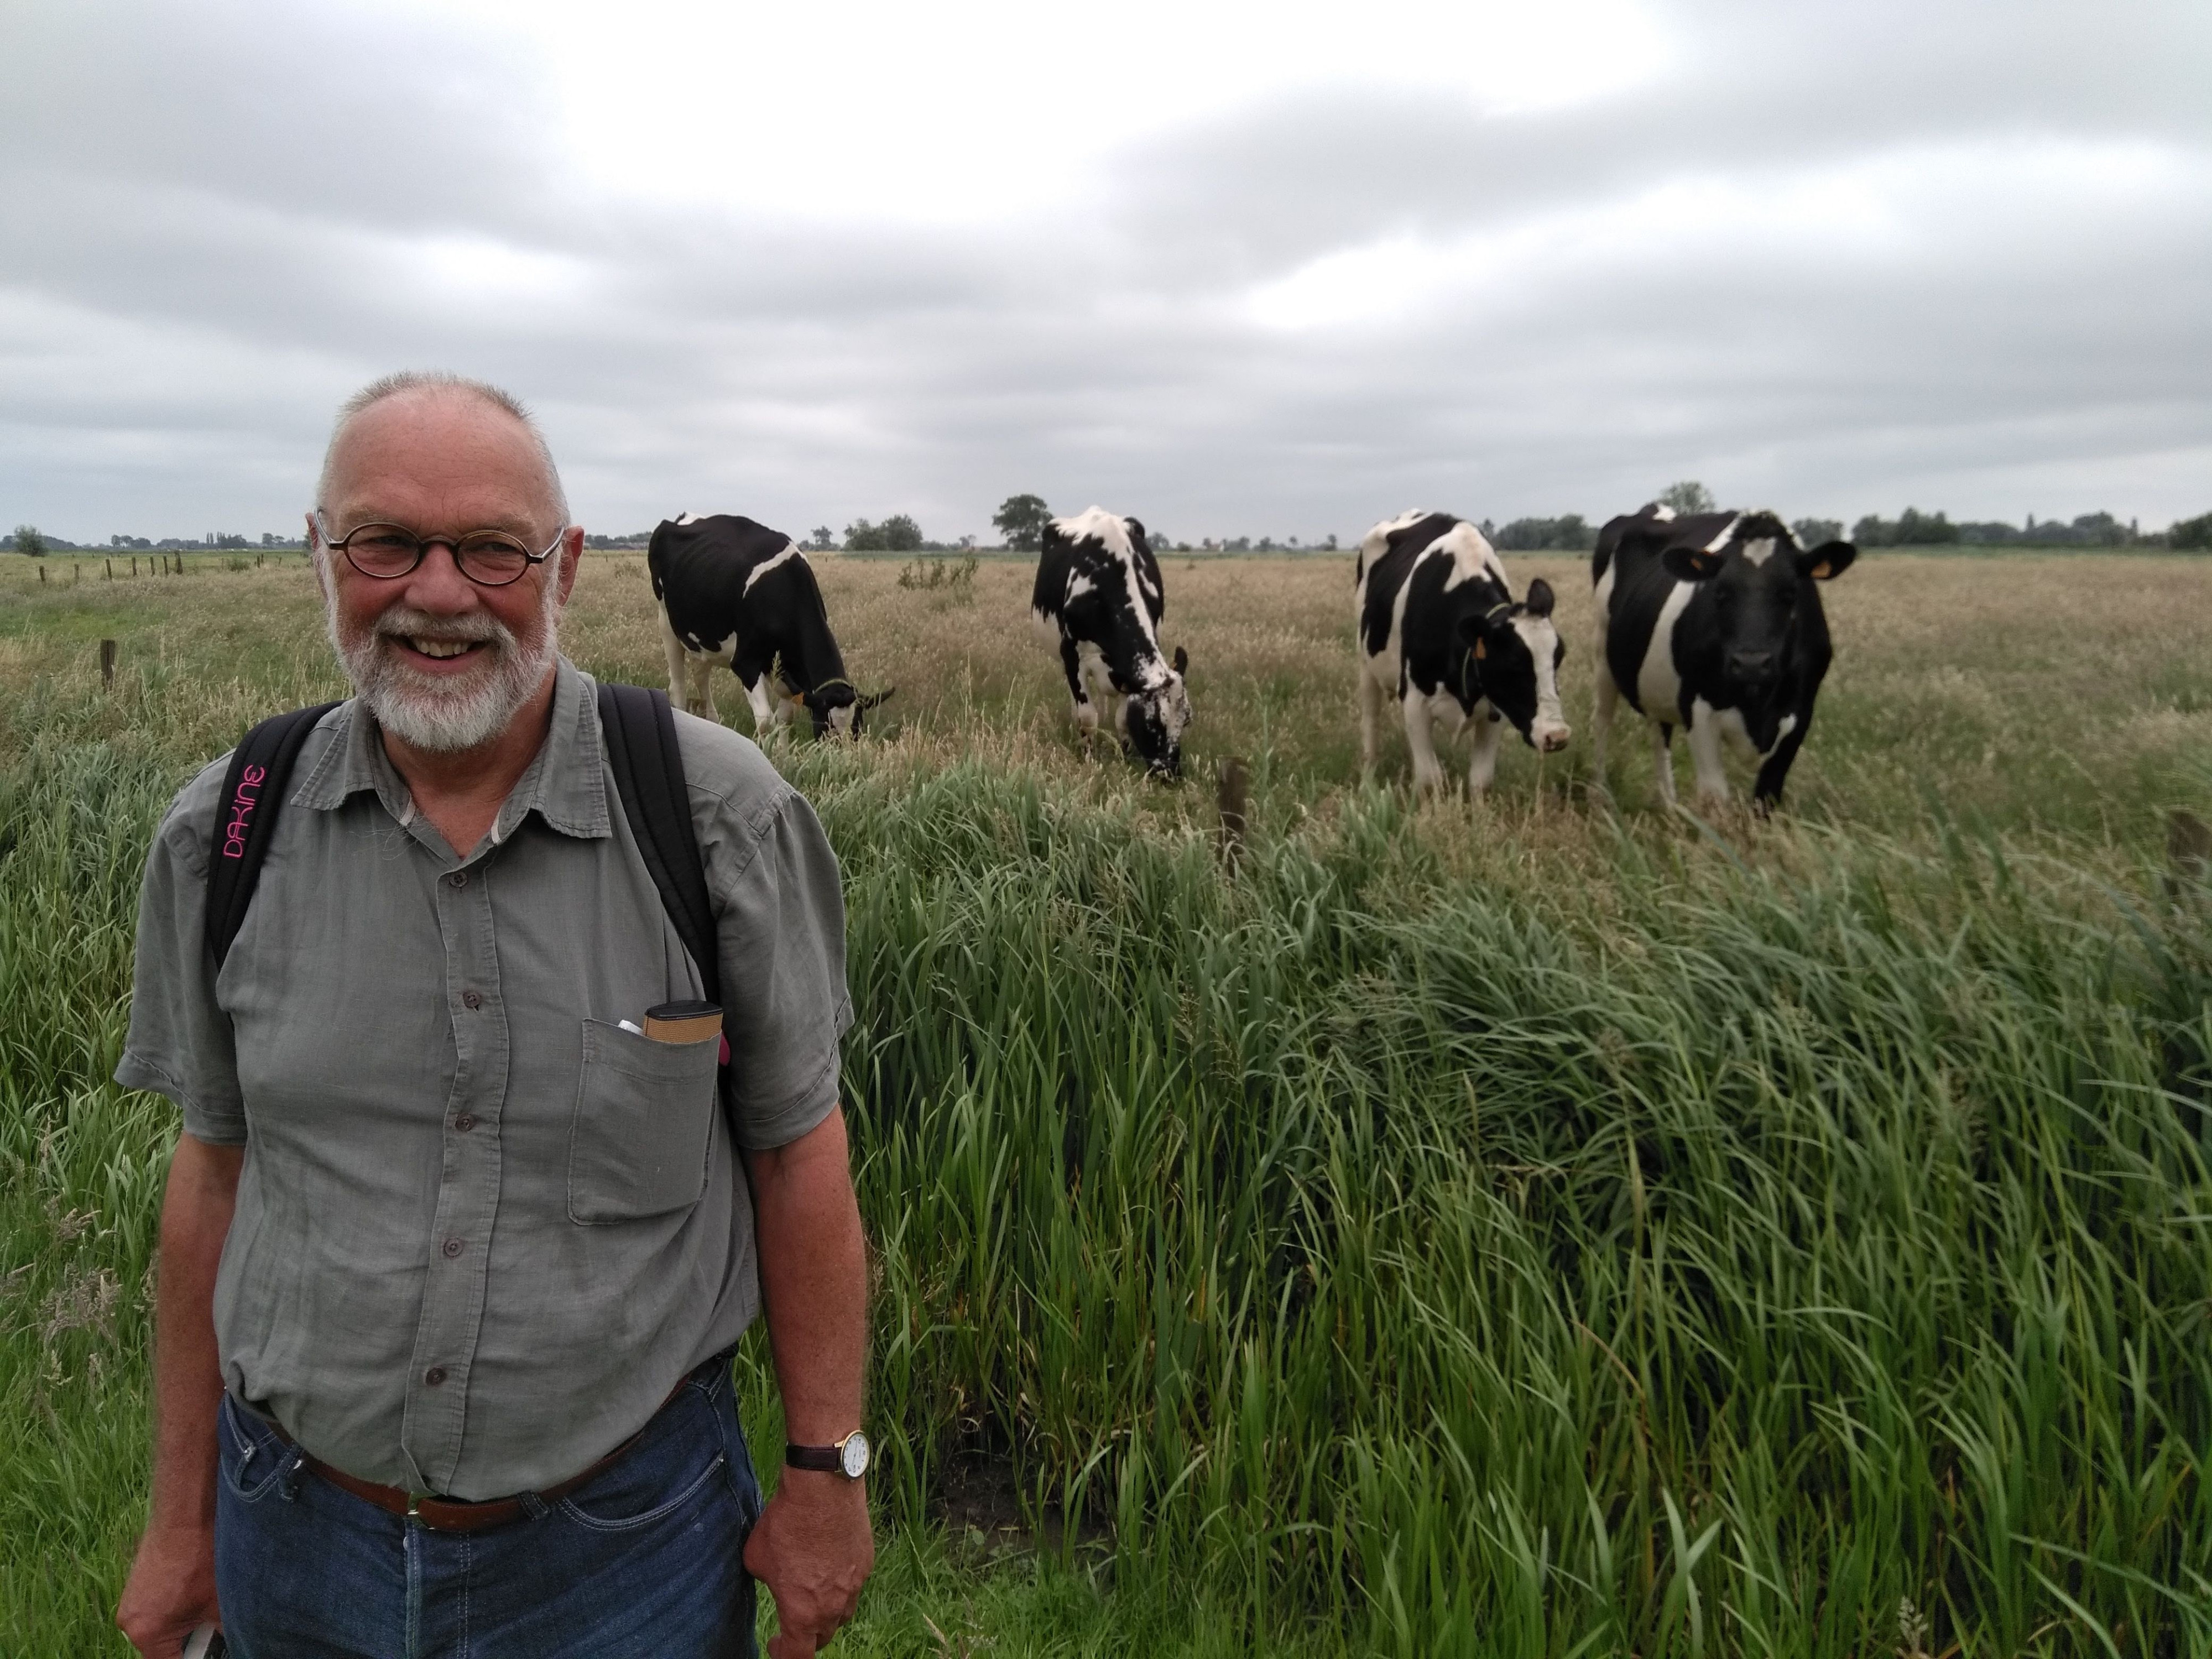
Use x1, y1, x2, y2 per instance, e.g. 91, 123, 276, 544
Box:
399, 637, 485, 661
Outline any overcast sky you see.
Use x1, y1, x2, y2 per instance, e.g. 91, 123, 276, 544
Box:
5, 0, 2208, 546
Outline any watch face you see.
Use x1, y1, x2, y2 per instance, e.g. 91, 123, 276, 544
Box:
839, 1431, 870, 1480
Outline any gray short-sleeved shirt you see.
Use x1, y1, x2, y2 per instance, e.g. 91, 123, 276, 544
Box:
117, 659, 852, 1499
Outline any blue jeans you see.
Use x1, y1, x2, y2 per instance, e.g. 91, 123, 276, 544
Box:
213, 1358, 762, 1658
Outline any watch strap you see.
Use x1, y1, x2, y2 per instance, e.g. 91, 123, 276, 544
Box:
785, 1442, 844, 1473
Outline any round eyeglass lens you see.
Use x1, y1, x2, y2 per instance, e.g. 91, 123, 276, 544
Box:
343, 526, 425, 577
453, 534, 533, 585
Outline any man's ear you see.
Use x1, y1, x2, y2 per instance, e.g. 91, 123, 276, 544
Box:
555, 526, 585, 607
1172, 645, 1188, 676
1798, 540, 1856, 581
1663, 544, 1725, 583
1522, 577, 1556, 619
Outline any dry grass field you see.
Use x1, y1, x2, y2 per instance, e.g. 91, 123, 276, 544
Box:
4, 545, 2212, 1656
9, 546, 2209, 848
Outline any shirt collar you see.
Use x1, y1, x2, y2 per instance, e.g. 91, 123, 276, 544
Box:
291, 658, 612, 844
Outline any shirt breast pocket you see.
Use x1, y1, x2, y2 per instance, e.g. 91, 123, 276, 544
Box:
568, 1020, 720, 1224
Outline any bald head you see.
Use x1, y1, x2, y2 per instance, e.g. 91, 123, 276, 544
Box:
316, 371, 568, 530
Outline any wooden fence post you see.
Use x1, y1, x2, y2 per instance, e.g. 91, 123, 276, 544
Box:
101, 639, 117, 690
1217, 755, 1250, 873
107, 558, 114, 580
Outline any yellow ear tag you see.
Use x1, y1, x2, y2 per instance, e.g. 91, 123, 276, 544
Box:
1810, 560, 1832, 579
1474, 638, 1488, 660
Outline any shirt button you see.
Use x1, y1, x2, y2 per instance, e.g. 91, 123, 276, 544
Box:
442, 1237, 464, 1259
454, 1113, 477, 1132
447, 872, 468, 889
424, 1366, 447, 1387
462, 989, 483, 1010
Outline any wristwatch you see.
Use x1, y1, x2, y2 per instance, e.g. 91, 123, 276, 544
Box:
786, 1430, 870, 1480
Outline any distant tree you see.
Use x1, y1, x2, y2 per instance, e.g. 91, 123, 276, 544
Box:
1658, 481, 1715, 515
843, 518, 885, 551
808, 525, 835, 551
992, 493, 1052, 552
1494, 514, 1596, 552
879, 514, 924, 552
1851, 514, 1897, 548
1957, 521, 2018, 545
1324, 533, 1338, 551
2069, 511, 2127, 547
2170, 511, 2212, 551
1894, 508, 1960, 546
13, 524, 47, 557
1792, 517, 1844, 546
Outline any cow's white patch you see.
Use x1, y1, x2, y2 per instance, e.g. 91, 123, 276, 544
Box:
742, 539, 802, 593
1433, 521, 1500, 592
1066, 572, 1094, 600
1740, 537, 1777, 567
1777, 712, 1798, 742
1704, 514, 1743, 553
1511, 614, 1571, 749
1651, 503, 1677, 521
674, 511, 702, 525
1635, 581, 1697, 719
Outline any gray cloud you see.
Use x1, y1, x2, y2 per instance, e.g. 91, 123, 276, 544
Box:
3, 0, 2208, 547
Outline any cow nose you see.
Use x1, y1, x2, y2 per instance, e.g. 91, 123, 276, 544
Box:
1539, 727, 1571, 753
1728, 650, 1776, 680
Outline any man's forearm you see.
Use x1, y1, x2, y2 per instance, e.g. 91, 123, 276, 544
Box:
148, 1134, 242, 1530
745, 1107, 867, 1444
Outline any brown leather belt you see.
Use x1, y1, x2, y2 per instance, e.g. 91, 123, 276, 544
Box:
260, 1376, 685, 1534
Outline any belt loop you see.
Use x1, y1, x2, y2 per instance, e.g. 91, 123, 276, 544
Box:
518, 1491, 551, 1521
279, 1449, 306, 1503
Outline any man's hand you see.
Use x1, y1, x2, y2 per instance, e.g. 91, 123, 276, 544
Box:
744, 1469, 873, 1656
116, 1522, 219, 1658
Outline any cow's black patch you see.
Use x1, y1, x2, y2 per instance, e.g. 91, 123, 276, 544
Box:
1032, 512, 1191, 778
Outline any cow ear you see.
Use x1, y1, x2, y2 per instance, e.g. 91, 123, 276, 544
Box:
1799, 540, 1856, 581
1663, 544, 1724, 582
860, 686, 896, 709
1522, 577, 1555, 619
1172, 645, 1188, 676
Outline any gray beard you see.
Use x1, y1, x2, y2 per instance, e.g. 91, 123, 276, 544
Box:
325, 576, 562, 753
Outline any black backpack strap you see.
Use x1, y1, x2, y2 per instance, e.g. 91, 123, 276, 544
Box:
205, 701, 344, 972
595, 682, 721, 1010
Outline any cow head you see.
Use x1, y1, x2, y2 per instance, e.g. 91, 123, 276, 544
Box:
1457, 579, 1571, 752
805, 682, 896, 738
1663, 524, 1855, 690
1124, 645, 1191, 778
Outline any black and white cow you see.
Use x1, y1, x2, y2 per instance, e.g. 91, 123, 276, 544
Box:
1590, 503, 1855, 811
650, 513, 889, 739
1354, 510, 1570, 795
1030, 506, 1191, 777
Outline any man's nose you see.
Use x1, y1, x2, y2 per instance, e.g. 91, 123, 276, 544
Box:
400, 541, 481, 608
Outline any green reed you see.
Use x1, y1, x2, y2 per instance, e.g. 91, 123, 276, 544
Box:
3, 660, 2209, 1653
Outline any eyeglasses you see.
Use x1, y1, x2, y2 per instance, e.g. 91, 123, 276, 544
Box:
316, 512, 565, 588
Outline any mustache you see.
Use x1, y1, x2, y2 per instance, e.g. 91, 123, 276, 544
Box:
370, 607, 512, 648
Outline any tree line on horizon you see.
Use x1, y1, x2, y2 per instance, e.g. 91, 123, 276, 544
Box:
11, 490, 2209, 558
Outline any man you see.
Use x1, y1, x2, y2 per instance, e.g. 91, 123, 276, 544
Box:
113, 372, 874, 1658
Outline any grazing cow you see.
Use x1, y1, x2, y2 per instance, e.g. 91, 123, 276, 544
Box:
649, 513, 890, 738
1030, 505, 1191, 777
1354, 510, 1570, 795
1590, 503, 1856, 811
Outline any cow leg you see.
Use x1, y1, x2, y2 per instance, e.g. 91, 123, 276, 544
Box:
1058, 637, 1097, 742
1357, 664, 1384, 779
1686, 703, 1731, 807
1751, 708, 1812, 816
687, 656, 718, 723
1402, 693, 1447, 796
1651, 722, 1679, 808
1590, 658, 1619, 797
736, 670, 783, 741
659, 613, 703, 718
1467, 708, 1505, 794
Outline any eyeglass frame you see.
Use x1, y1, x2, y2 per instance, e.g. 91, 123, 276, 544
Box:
312, 510, 568, 588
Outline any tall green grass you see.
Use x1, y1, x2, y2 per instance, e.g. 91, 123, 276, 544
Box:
4, 656, 2210, 1652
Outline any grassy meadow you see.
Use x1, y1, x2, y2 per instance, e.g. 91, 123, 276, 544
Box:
4, 545, 2211, 1655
